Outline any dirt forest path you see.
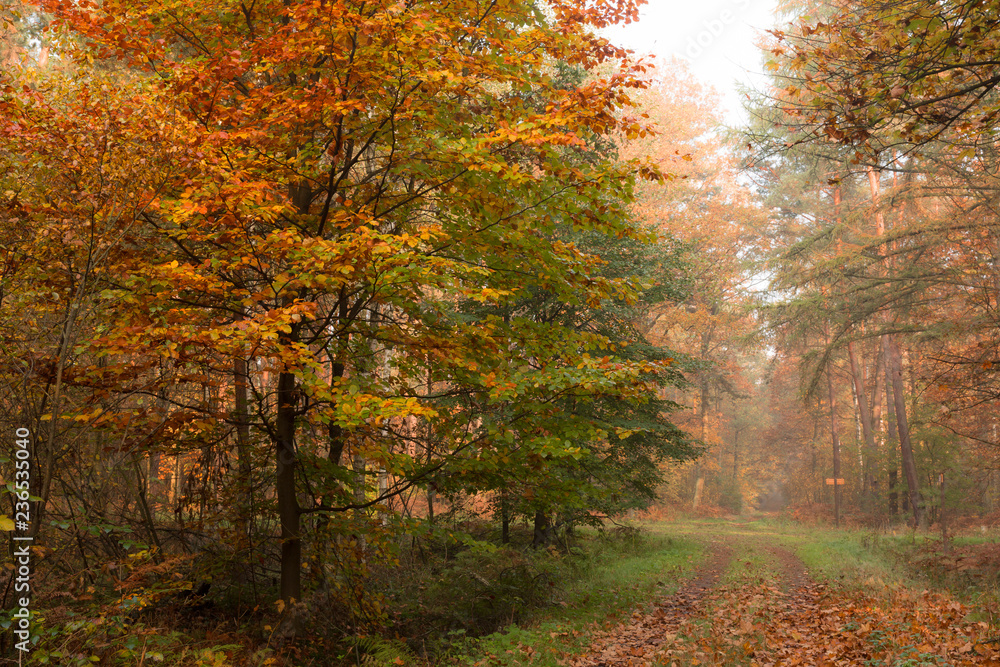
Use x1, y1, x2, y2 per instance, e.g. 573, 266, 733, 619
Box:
569, 520, 1000, 667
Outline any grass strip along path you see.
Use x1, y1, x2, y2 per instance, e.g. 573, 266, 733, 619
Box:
567, 520, 1000, 667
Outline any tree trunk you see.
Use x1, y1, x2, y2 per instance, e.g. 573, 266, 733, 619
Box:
500, 493, 510, 545
234, 355, 254, 549
173, 456, 182, 510
532, 510, 552, 548
847, 341, 877, 508
883, 335, 924, 528
867, 167, 916, 525
811, 418, 819, 503
353, 453, 367, 552
823, 321, 841, 526
131, 455, 163, 563
692, 371, 709, 511
276, 368, 301, 603
870, 345, 885, 500
940, 472, 950, 552
378, 467, 388, 526
692, 477, 705, 512
424, 363, 435, 524
884, 352, 899, 516
732, 427, 739, 480
827, 354, 841, 527
871, 349, 884, 428
692, 312, 715, 511
275, 182, 312, 609
888, 468, 898, 516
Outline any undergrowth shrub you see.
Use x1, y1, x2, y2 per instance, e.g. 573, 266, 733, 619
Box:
715, 480, 743, 514
389, 543, 561, 640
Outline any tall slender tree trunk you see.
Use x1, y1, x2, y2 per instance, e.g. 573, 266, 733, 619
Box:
811, 418, 820, 503
234, 356, 253, 534
883, 352, 899, 516
883, 335, 924, 528
847, 341, 877, 508
888, 468, 899, 516
940, 472, 950, 552
692, 379, 708, 511
868, 165, 922, 527
276, 365, 301, 603
692, 315, 716, 511
825, 324, 841, 527
353, 454, 367, 552
500, 492, 510, 545
870, 345, 885, 502
830, 371, 841, 527
173, 456, 183, 510
131, 455, 163, 562
378, 467, 389, 526
327, 292, 348, 467
732, 427, 739, 480
424, 363, 435, 524
275, 181, 316, 609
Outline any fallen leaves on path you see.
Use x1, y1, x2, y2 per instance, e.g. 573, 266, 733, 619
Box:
570, 540, 1000, 666
570, 542, 733, 667
760, 583, 1000, 666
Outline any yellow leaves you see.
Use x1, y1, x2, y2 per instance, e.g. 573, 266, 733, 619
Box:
74, 407, 105, 423
466, 286, 512, 303
0, 516, 14, 531
333, 390, 436, 428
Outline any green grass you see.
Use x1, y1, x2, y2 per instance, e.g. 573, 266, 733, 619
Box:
645, 517, 917, 592
715, 517, 1000, 603
724, 543, 774, 586
782, 528, 912, 591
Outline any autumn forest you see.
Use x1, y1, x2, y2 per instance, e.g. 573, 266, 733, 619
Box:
3, 0, 1000, 664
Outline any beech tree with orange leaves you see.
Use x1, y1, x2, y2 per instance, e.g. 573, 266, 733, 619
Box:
0, 0, 700, 651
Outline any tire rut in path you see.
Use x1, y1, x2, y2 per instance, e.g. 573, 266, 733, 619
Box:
749, 542, 825, 662
751, 542, 1000, 665
570, 539, 734, 667
761, 543, 819, 607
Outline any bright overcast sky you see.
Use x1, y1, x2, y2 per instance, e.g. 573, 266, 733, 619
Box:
600, 0, 779, 124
